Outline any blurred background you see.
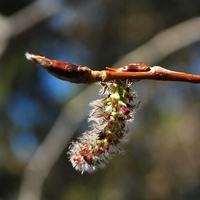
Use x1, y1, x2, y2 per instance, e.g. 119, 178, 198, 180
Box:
0, 0, 200, 200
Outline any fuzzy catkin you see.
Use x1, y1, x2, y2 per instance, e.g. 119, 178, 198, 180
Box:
68, 81, 139, 173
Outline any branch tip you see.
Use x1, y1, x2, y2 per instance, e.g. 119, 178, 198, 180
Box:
25, 52, 33, 60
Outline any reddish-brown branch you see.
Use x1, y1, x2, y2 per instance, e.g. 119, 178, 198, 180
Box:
25, 52, 200, 84
99, 66, 200, 83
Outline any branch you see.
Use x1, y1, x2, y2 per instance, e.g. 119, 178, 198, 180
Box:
25, 52, 200, 84
19, 16, 200, 200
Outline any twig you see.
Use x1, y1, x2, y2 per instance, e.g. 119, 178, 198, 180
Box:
19, 16, 200, 200
25, 52, 200, 84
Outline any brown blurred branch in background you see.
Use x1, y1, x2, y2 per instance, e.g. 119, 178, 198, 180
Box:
0, 0, 63, 56
114, 16, 200, 67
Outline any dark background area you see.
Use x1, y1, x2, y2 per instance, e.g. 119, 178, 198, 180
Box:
0, 0, 200, 200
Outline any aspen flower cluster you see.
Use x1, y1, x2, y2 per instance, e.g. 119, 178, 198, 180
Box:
68, 80, 139, 173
